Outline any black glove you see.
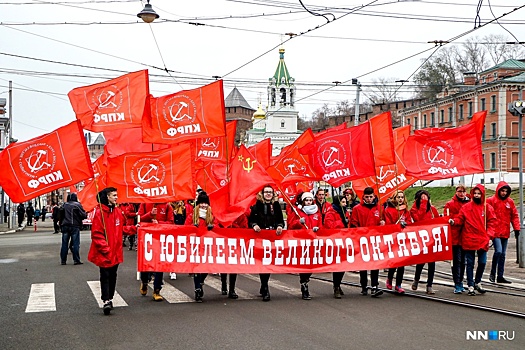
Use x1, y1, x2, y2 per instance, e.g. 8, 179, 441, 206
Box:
400, 221, 407, 229
207, 224, 214, 231
515, 230, 520, 239
193, 223, 199, 228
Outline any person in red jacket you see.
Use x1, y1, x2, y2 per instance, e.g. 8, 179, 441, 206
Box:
315, 188, 331, 225
287, 191, 321, 300
138, 202, 174, 302
410, 189, 439, 294
443, 184, 470, 294
486, 181, 520, 284
383, 190, 413, 294
449, 184, 497, 296
185, 191, 218, 302
120, 203, 138, 251
88, 187, 124, 315
324, 195, 349, 298
351, 187, 385, 297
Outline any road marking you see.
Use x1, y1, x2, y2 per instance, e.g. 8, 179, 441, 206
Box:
0, 258, 18, 264
159, 280, 195, 303
87, 281, 128, 308
243, 274, 301, 295
203, 275, 258, 299
25, 283, 56, 313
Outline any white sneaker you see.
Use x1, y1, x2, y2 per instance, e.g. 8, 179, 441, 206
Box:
170, 272, 177, 280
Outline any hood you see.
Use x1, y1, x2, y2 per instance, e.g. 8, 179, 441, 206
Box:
68, 193, 78, 202
470, 184, 486, 202
332, 195, 345, 208
96, 189, 110, 207
495, 181, 511, 200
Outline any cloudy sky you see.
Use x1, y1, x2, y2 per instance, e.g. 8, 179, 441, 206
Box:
1, 0, 524, 142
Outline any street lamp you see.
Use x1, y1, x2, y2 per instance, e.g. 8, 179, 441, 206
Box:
352, 78, 361, 126
137, 1, 159, 23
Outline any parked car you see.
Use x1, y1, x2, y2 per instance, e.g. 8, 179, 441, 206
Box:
82, 209, 95, 231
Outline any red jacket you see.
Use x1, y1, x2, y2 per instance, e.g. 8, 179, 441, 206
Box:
232, 213, 248, 228
315, 200, 331, 225
486, 181, 520, 239
324, 205, 348, 229
383, 202, 413, 226
138, 203, 174, 224
409, 199, 439, 222
443, 195, 470, 245
350, 201, 382, 228
88, 204, 124, 268
453, 184, 497, 251
184, 208, 218, 227
287, 206, 322, 230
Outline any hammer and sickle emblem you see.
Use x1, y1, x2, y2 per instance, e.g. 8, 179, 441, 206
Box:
427, 146, 447, 164
138, 163, 160, 184
242, 157, 257, 173
97, 90, 117, 108
26, 150, 51, 173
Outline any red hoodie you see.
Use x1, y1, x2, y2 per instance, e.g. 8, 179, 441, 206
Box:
443, 194, 470, 246
486, 181, 520, 239
88, 203, 124, 268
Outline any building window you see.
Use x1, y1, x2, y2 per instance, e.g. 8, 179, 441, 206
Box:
512, 152, 519, 170
483, 154, 486, 170
423, 114, 427, 127
459, 104, 464, 120
440, 109, 444, 124
468, 101, 473, 117
280, 119, 285, 128
407, 118, 411, 126
448, 107, 453, 122
490, 152, 496, 170
491, 122, 496, 139
430, 112, 435, 126
490, 95, 497, 112
482, 125, 486, 140
414, 116, 419, 129
480, 98, 486, 111
512, 121, 519, 137
494, 72, 498, 79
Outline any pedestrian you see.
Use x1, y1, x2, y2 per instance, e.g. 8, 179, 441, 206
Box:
383, 190, 413, 294
449, 184, 497, 296
34, 207, 41, 223
314, 188, 331, 224
410, 189, 440, 294
350, 186, 385, 297
287, 191, 320, 300
342, 187, 360, 215
185, 191, 218, 302
137, 202, 174, 302
249, 185, 285, 302
324, 194, 349, 298
3, 203, 8, 223
25, 202, 34, 226
41, 206, 47, 222
444, 184, 470, 294
60, 193, 87, 265
88, 187, 124, 315
120, 203, 139, 251
486, 181, 520, 284
51, 202, 61, 233
16, 203, 25, 227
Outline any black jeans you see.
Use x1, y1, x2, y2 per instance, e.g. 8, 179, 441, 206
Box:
360, 270, 379, 289
387, 267, 405, 287
414, 262, 436, 286
99, 264, 119, 301
333, 272, 345, 289
221, 273, 237, 292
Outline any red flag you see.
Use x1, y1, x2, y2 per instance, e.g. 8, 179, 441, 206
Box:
195, 120, 237, 164
68, 70, 149, 132
403, 115, 485, 180
314, 123, 346, 138
143, 80, 226, 144
352, 125, 417, 203
299, 123, 375, 187
0, 121, 94, 203
209, 145, 275, 226
369, 111, 395, 167
268, 147, 319, 185
78, 175, 106, 212
195, 161, 228, 194
106, 144, 196, 203
104, 128, 168, 157
248, 138, 271, 170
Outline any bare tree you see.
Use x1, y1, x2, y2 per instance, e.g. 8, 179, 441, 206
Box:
335, 100, 352, 116
365, 77, 402, 104
482, 34, 525, 65
414, 49, 457, 100
452, 37, 491, 74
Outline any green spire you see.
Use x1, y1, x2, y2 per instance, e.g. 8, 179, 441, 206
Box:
273, 48, 292, 86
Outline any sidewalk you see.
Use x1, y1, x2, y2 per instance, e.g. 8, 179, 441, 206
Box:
0, 218, 55, 234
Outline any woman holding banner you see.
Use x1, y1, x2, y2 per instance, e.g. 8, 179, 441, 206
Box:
185, 191, 217, 302
324, 195, 349, 298
383, 190, 413, 294
410, 190, 439, 294
287, 191, 320, 300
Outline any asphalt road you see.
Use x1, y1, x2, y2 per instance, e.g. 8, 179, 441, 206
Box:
0, 225, 524, 350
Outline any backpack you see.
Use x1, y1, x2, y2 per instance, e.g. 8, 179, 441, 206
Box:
35, 209, 41, 217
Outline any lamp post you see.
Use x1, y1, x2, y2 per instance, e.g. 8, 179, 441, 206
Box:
352, 78, 361, 126
137, 1, 159, 23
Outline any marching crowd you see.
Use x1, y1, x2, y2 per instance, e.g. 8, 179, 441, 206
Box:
59, 181, 521, 315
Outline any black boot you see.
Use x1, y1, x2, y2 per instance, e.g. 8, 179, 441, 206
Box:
221, 273, 228, 295
301, 282, 311, 300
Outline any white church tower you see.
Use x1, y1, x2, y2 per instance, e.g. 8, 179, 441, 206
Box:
246, 47, 300, 155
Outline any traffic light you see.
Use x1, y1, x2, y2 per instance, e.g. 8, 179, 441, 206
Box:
508, 100, 525, 116
0, 98, 6, 115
